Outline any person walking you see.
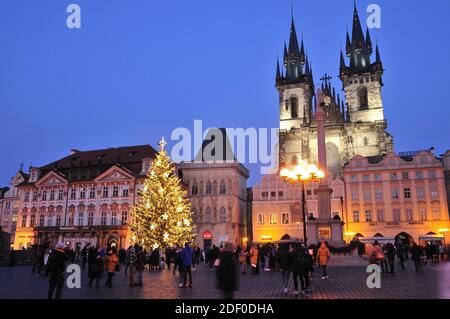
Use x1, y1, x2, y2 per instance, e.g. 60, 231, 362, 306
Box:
385, 243, 396, 274
135, 246, 146, 286
290, 243, 308, 295
249, 244, 259, 275
276, 244, 291, 294
88, 248, 104, 289
181, 242, 193, 288
316, 241, 331, 279
128, 246, 137, 287
104, 249, 119, 288
216, 242, 238, 299
46, 243, 67, 299
239, 246, 248, 274
174, 246, 184, 287
439, 244, 446, 262
81, 246, 88, 270
396, 243, 406, 270
411, 243, 424, 272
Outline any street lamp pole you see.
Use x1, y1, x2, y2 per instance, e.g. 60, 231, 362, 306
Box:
301, 181, 307, 246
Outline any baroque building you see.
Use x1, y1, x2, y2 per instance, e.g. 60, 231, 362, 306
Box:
277, 5, 394, 177
343, 151, 450, 245
179, 129, 249, 249
13, 145, 157, 250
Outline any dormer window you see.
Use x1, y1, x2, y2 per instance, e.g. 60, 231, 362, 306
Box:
142, 159, 151, 174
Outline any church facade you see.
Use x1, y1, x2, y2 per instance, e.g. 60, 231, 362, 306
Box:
277, 6, 394, 177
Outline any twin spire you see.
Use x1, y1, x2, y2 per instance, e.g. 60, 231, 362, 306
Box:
340, 2, 383, 76
276, 12, 313, 87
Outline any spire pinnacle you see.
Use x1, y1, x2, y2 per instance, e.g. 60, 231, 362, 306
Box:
340, 50, 346, 69
366, 27, 373, 54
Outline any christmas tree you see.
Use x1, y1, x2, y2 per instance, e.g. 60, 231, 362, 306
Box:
130, 138, 193, 249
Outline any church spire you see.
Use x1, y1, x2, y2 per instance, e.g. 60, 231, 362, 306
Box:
351, 1, 365, 51
366, 27, 373, 54
340, 49, 346, 70
375, 43, 382, 64
276, 58, 281, 83
346, 31, 352, 57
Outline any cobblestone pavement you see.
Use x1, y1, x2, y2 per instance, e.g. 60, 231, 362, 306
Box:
0, 260, 448, 299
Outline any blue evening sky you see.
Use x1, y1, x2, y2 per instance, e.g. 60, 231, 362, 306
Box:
0, 0, 449, 186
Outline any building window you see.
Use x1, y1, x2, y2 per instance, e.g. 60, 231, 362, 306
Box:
281, 212, 289, 225
5, 202, 11, 210
219, 208, 226, 223
406, 208, 414, 222
391, 189, 399, 199
393, 209, 401, 222
432, 208, 440, 220
56, 214, 61, 226
364, 189, 371, 201
79, 188, 86, 199
112, 186, 119, 198
68, 214, 74, 226
306, 190, 312, 196
49, 190, 55, 201
278, 191, 284, 197
123, 187, 129, 197
353, 211, 360, 222
32, 191, 38, 202
88, 212, 94, 226
417, 187, 425, 199
269, 213, 277, 225
58, 190, 64, 200
111, 212, 117, 226
419, 208, 427, 221
365, 210, 372, 222
78, 213, 84, 226
290, 97, 298, 118
121, 211, 128, 225
102, 186, 109, 198
21, 215, 27, 227
42, 191, 47, 201
375, 189, 383, 200
390, 173, 397, 180
24, 192, 30, 202
261, 191, 268, 198
257, 214, 264, 225
430, 186, 438, 199
30, 215, 35, 227
219, 181, 226, 195
89, 187, 95, 199
70, 188, 77, 200
101, 212, 107, 225
374, 174, 381, 181
403, 188, 411, 199
358, 87, 369, 110
351, 175, 358, 182
402, 172, 409, 180
47, 214, 54, 227
204, 208, 212, 223
205, 182, 212, 195
39, 214, 45, 227
271, 191, 276, 197
362, 137, 369, 146
376, 209, 384, 222
429, 171, 437, 179
362, 175, 370, 182
191, 183, 198, 195
351, 189, 359, 201
415, 171, 424, 179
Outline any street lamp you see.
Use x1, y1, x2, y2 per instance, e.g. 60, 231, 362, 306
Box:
280, 161, 325, 246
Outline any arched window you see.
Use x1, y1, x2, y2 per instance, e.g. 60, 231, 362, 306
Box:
219, 180, 226, 195
204, 207, 212, 223
358, 87, 368, 110
205, 182, 212, 195
291, 155, 298, 166
192, 208, 198, 223
219, 207, 226, 223
290, 97, 298, 118
191, 182, 198, 195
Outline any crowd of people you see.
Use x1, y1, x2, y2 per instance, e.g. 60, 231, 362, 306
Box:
20, 238, 447, 299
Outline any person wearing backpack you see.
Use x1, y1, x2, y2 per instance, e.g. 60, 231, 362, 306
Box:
46, 243, 67, 299
317, 241, 331, 279
289, 243, 308, 295
276, 244, 291, 294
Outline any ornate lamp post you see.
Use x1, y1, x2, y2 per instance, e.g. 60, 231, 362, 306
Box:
280, 161, 324, 246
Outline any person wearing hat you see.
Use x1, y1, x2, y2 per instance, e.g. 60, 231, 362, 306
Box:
46, 242, 67, 299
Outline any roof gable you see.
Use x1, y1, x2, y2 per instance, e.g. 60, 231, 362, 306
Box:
95, 165, 135, 182
35, 171, 68, 187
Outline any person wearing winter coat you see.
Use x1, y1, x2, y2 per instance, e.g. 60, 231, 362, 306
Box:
104, 250, 119, 288
289, 243, 309, 295
88, 248, 104, 289
239, 247, 248, 274
46, 243, 67, 299
276, 244, 291, 293
181, 243, 194, 287
216, 242, 238, 299
249, 244, 259, 275
316, 241, 331, 279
